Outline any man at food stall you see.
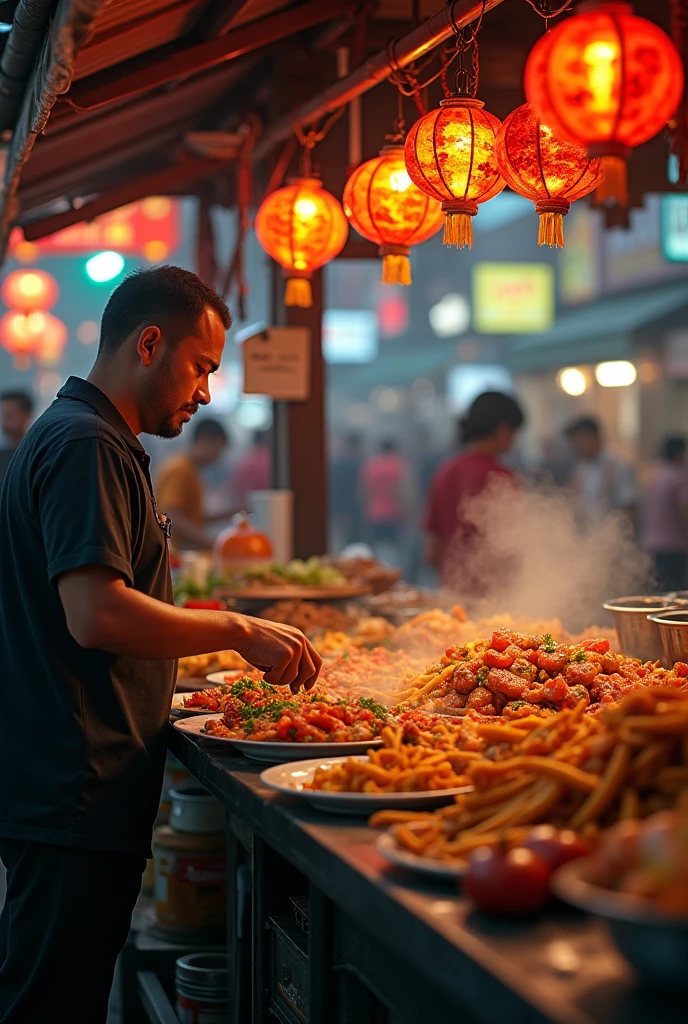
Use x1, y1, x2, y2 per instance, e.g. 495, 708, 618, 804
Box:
0, 266, 321, 1024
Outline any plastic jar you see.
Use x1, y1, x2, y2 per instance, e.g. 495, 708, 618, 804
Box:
175, 953, 227, 1024
153, 826, 226, 940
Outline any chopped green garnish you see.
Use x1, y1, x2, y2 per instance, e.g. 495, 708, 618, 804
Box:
570, 649, 587, 663
508, 700, 527, 710
230, 678, 258, 697
358, 696, 387, 719
542, 634, 556, 653
476, 666, 489, 685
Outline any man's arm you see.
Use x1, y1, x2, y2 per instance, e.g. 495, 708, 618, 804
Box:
57, 566, 320, 692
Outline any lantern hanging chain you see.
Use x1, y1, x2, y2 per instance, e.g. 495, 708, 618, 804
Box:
522, 0, 575, 31
449, 0, 487, 97
386, 35, 461, 118
293, 106, 346, 176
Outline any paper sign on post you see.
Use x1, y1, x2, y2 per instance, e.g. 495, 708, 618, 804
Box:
242, 327, 311, 401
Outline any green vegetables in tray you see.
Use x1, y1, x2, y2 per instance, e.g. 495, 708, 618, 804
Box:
232, 557, 348, 589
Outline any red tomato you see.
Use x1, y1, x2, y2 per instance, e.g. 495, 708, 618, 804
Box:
519, 826, 591, 873
463, 846, 551, 916
183, 599, 223, 610
483, 649, 515, 669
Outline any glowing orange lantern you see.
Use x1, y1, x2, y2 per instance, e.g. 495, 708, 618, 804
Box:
1, 269, 58, 312
0, 310, 47, 369
404, 97, 505, 249
525, 2, 684, 206
255, 178, 348, 307
35, 314, 68, 368
495, 103, 601, 247
342, 146, 443, 284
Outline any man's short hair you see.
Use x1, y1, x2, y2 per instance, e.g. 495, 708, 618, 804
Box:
565, 416, 600, 438
193, 418, 229, 445
0, 391, 34, 415
98, 266, 232, 356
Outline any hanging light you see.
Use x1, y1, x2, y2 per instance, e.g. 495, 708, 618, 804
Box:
494, 103, 601, 247
255, 178, 348, 307
1, 269, 58, 312
404, 97, 506, 248
0, 310, 46, 368
342, 146, 443, 284
525, 2, 684, 206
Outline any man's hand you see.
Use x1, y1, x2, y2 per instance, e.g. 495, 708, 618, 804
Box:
233, 616, 322, 693
57, 566, 322, 692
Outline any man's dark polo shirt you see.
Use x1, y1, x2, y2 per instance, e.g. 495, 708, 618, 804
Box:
0, 377, 176, 857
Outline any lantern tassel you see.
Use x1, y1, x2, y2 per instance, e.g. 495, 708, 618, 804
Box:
284, 277, 313, 308
594, 156, 628, 207
443, 211, 473, 249
538, 211, 565, 248
381, 253, 412, 286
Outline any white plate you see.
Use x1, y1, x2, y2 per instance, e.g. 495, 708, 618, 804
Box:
172, 715, 383, 762
205, 670, 247, 685
170, 695, 214, 718
376, 826, 468, 879
259, 756, 472, 814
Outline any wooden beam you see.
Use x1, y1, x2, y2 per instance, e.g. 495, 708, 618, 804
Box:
199, 0, 254, 39
67, 0, 357, 112
22, 154, 226, 240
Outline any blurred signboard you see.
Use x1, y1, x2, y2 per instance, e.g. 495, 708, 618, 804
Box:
558, 204, 601, 305
9, 197, 179, 257
323, 309, 378, 363
472, 262, 554, 334
661, 195, 688, 262
243, 327, 310, 400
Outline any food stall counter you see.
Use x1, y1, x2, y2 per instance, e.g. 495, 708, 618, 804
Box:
169, 730, 685, 1024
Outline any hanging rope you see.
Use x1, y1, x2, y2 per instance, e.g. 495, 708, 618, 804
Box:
293, 106, 346, 176
670, 0, 688, 185
522, 0, 575, 31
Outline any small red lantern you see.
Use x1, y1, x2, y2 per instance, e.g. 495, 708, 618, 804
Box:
342, 146, 443, 284
495, 104, 601, 247
525, 2, 685, 206
0, 310, 46, 368
255, 178, 348, 307
404, 97, 506, 249
1, 269, 58, 312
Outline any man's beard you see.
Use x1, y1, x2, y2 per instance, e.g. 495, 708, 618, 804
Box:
139, 354, 184, 438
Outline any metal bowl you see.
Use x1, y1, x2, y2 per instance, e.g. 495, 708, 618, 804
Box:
602, 596, 679, 664
646, 608, 688, 667
553, 859, 688, 991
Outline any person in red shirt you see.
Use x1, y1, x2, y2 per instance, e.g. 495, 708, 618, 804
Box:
424, 391, 525, 585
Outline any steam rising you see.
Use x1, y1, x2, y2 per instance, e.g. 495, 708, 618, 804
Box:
443, 479, 652, 633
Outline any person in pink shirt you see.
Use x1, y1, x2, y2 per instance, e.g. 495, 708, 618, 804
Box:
359, 440, 409, 560
641, 436, 688, 593
424, 391, 525, 586
233, 430, 271, 510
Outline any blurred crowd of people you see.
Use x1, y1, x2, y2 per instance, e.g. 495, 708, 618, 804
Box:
328, 393, 688, 595
3, 385, 688, 595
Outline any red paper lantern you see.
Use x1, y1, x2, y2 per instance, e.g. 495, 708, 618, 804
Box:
1, 269, 58, 312
255, 178, 348, 307
495, 104, 601, 247
404, 97, 506, 249
342, 146, 443, 284
525, 2, 685, 206
0, 310, 47, 369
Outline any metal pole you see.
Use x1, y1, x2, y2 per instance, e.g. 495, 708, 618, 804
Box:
253, 0, 506, 162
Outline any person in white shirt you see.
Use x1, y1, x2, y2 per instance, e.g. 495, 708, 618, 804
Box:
565, 416, 637, 532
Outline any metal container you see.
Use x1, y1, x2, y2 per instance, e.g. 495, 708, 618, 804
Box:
554, 860, 688, 991
169, 786, 224, 834
175, 953, 228, 1023
602, 596, 679, 663
646, 608, 688, 668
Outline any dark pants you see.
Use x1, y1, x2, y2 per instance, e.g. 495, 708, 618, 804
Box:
0, 838, 145, 1023
652, 551, 687, 594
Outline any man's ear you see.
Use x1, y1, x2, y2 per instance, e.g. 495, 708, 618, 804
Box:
136, 326, 163, 367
